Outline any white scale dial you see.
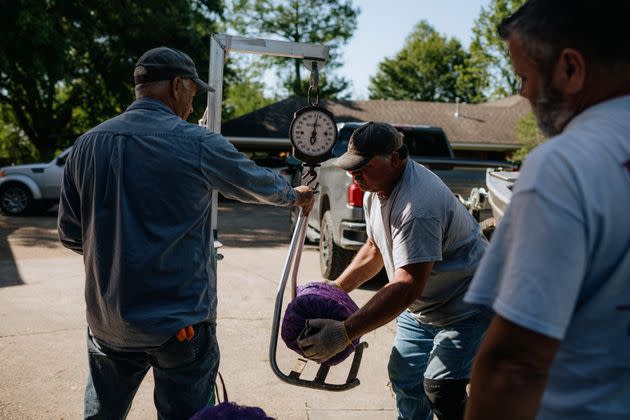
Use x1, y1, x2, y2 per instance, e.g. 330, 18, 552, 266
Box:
290, 109, 336, 157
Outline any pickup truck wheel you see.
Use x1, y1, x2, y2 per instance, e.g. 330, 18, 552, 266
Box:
0, 184, 33, 216
319, 210, 354, 279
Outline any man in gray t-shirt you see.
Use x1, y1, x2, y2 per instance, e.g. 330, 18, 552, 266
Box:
298, 122, 490, 420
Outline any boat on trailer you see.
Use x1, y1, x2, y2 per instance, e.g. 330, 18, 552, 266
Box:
486, 169, 519, 225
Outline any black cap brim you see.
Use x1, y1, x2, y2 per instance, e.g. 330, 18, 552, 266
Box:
193, 78, 214, 94
334, 152, 371, 171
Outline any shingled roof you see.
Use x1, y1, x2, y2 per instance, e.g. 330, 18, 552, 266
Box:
221, 95, 531, 151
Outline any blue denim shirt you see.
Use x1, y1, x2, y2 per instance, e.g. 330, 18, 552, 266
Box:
58, 98, 296, 350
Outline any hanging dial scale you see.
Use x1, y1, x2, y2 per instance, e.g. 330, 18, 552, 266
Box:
289, 63, 338, 166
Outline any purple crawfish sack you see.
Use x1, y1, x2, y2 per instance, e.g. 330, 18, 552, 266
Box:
281, 282, 360, 366
189, 372, 274, 419
189, 402, 274, 419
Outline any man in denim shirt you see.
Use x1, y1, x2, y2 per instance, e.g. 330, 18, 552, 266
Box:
58, 47, 314, 419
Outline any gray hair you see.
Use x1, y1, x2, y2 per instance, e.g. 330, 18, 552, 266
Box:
134, 77, 195, 99
134, 80, 170, 99
498, 0, 630, 74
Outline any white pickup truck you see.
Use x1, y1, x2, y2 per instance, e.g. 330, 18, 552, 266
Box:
0, 148, 71, 215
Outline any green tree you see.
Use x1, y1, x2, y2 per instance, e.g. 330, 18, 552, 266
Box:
0, 0, 222, 160
223, 61, 276, 120
461, 0, 527, 98
511, 111, 545, 162
462, 0, 547, 161
227, 0, 359, 99
368, 21, 482, 103
0, 106, 38, 165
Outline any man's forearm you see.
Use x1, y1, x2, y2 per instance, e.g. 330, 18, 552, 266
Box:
465, 316, 559, 420
344, 262, 432, 340
466, 351, 549, 419
335, 239, 383, 293
344, 281, 416, 340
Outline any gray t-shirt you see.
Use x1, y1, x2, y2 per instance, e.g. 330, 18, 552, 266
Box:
465, 96, 630, 419
365, 160, 488, 326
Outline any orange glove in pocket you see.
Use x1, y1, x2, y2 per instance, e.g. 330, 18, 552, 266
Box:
176, 325, 195, 342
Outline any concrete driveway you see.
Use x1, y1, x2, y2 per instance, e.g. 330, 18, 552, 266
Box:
0, 203, 397, 419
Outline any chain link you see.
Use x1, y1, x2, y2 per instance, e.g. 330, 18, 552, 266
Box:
307, 62, 320, 106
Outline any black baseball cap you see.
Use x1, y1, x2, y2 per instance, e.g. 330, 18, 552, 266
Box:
134, 47, 213, 94
334, 122, 404, 171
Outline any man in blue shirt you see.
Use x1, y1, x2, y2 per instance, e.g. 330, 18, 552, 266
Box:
464, 1, 630, 419
58, 47, 314, 419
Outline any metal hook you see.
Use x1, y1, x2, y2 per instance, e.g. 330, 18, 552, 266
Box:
307, 86, 320, 107
307, 62, 320, 106
302, 165, 319, 191
310, 62, 319, 90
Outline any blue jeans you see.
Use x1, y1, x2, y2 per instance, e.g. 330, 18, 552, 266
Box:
388, 310, 491, 420
84, 321, 220, 420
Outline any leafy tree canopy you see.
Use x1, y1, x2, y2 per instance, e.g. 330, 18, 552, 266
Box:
227, 0, 359, 99
511, 111, 545, 162
0, 0, 222, 160
222, 60, 276, 120
368, 21, 483, 103
465, 0, 544, 160
462, 0, 527, 98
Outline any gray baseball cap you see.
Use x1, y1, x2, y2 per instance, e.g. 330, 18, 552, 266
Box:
334, 122, 404, 171
134, 47, 213, 94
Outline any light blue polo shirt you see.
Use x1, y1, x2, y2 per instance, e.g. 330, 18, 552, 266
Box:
465, 96, 630, 419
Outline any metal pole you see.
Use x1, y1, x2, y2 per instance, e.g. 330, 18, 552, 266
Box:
202, 34, 330, 271
206, 35, 227, 263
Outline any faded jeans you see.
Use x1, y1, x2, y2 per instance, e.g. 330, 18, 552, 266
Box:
84, 321, 219, 420
388, 310, 491, 420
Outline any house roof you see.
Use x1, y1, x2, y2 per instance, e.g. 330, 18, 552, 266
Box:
221, 96, 532, 151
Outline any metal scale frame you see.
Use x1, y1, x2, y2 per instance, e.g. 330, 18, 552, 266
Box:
200, 34, 367, 391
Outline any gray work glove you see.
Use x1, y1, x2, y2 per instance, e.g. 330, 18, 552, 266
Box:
297, 319, 351, 363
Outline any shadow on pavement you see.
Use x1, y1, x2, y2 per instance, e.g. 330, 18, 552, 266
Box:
0, 207, 60, 287
218, 202, 292, 248
0, 216, 24, 287
0, 202, 295, 288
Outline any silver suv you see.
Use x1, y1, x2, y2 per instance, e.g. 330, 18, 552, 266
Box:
0, 147, 71, 215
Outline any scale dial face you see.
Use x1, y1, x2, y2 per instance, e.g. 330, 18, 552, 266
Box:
290, 107, 337, 159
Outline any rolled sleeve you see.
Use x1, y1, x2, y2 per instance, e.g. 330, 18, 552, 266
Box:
57, 148, 83, 254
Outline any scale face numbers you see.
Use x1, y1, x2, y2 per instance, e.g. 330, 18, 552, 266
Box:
289, 106, 338, 163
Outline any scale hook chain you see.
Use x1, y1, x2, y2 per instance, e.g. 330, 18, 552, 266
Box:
307, 62, 319, 107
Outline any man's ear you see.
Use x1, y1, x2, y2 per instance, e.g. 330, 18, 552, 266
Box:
390, 151, 401, 167
170, 76, 183, 100
554, 48, 586, 95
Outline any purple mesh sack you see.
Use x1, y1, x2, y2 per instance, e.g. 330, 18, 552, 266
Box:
189, 372, 274, 419
189, 402, 273, 419
281, 282, 360, 366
